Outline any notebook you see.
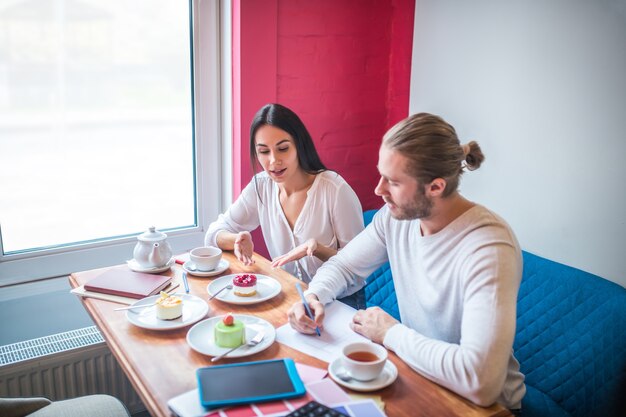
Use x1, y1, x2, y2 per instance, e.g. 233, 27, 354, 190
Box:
84, 267, 172, 299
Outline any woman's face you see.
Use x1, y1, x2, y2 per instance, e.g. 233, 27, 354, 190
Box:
254, 124, 300, 183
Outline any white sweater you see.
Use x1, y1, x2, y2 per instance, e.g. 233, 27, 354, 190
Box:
205, 171, 364, 293
307, 204, 526, 409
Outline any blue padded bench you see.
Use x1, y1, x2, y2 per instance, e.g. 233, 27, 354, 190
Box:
363, 209, 400, 321
362, 209, 626, 417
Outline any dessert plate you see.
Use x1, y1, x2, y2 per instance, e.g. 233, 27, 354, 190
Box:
206, 274, 281, 305
186, 314, 276, 358
328, 357, 398, 392
183, 259, 230, 277
127, 258, 174, 274
126, 293, 209, 331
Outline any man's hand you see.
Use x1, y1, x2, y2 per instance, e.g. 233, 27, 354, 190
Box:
271, 238, 318, 268
234, 231, 254, 265
288, 294, 325, 335
350, 307, 399, 344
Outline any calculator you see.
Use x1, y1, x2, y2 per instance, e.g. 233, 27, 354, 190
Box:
286, 400, 348, 417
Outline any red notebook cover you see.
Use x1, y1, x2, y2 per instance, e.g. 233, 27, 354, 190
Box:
84, 267, 172, 299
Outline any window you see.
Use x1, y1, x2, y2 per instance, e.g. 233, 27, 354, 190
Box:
0, 0, 230, 285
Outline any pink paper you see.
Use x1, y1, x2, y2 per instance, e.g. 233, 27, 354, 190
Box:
295, 362, 328, 384
223, 405, 257, 417
305, 378, 351, 406
254, 401, 290, 414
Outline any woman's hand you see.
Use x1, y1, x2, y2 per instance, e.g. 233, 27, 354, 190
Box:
271, 238, 318, 268
234, 231, 255, 265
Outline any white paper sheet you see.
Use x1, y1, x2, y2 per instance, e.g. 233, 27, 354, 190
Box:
276, 301, 369, 363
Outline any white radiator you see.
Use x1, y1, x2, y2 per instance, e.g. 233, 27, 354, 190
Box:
0, 326, 145, 414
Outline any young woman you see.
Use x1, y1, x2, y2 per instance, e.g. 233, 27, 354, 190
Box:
205, 103, 365, 307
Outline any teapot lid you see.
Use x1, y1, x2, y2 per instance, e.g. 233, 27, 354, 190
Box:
138, 226, 167, 242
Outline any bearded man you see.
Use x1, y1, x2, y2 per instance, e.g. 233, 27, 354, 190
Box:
288, 112, 526, 414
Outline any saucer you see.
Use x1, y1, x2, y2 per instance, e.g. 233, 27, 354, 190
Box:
183, 259, 230, 277
127, 258, 174, 274
328, 357, 398, 392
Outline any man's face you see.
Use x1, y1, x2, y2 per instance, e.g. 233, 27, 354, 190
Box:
374, 145, 433, 220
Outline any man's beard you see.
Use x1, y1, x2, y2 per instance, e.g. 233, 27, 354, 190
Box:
387, 185, 433, 220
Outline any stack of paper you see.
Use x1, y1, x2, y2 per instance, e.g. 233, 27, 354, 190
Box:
167, 363, 387, 417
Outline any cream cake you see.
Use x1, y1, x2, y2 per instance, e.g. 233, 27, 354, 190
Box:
214, 313, 245, 348
155, 291, 183, 320
233, 274, 257, 297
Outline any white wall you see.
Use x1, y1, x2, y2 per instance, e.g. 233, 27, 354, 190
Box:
410, 1, 626, 287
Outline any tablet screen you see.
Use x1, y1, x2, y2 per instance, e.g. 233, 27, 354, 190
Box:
197, 359, 305, 407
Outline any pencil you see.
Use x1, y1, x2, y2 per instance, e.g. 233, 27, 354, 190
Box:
295, 282, 321, 336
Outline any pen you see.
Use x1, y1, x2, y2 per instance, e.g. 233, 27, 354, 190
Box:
296, 282, 321, 336
182, 272, 190, 293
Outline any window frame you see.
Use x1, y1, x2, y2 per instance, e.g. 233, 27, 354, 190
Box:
0, 0, 232, 286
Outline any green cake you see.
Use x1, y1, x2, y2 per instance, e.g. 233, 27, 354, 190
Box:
214, 314, 245, 348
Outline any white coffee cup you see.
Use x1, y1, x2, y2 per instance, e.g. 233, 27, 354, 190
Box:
341, 342, 388, 381
189, 246, 222, 271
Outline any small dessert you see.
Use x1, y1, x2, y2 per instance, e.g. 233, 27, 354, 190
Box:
155, 291, 183, 320
214, 313, 245, 348
233, 274, 257, 297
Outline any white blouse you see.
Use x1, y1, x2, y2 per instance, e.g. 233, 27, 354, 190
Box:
205, 171, 364, 292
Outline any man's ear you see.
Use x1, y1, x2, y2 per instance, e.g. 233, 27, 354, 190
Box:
426, 178, 447, 197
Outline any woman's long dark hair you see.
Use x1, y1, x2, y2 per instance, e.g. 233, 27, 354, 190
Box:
250, 103, 327, 175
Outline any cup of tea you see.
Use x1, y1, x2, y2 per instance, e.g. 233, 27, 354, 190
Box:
190, 246, 222, 271
341, 342, 388, 381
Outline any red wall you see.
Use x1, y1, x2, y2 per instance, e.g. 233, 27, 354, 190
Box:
275, 0, 415, 210
233, 0, 415, 208
232, 0, 415, 256
232, 0, 278, 200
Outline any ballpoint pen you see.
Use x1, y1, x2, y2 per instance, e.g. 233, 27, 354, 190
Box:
182, 271, 190, 293
296, 282, 321, 336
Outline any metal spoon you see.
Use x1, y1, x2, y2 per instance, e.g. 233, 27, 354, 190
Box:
208, 284, 233, 301
335, 368, 353, 382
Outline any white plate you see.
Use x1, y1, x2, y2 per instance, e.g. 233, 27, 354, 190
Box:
328, 357, 398, 392
207, 274, 281, 305
126, 293, 209, 331
127, 258, 174, 274
183, 259, 230, 277
186, 314, 276, 358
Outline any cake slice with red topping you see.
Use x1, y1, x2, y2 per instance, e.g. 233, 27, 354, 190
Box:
232, 274, 257, 297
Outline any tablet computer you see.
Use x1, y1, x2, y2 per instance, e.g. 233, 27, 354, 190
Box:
196, 358, 306, 408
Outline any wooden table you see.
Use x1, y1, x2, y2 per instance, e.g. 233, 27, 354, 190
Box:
70, 252, 511, 417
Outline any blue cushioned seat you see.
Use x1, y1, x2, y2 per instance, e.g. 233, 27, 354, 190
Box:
363, 210, 400, 321
515, 251, 626, 417
362, 209, 626, 417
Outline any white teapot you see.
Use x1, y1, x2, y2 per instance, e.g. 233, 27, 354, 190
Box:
133, 227, 173, 268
